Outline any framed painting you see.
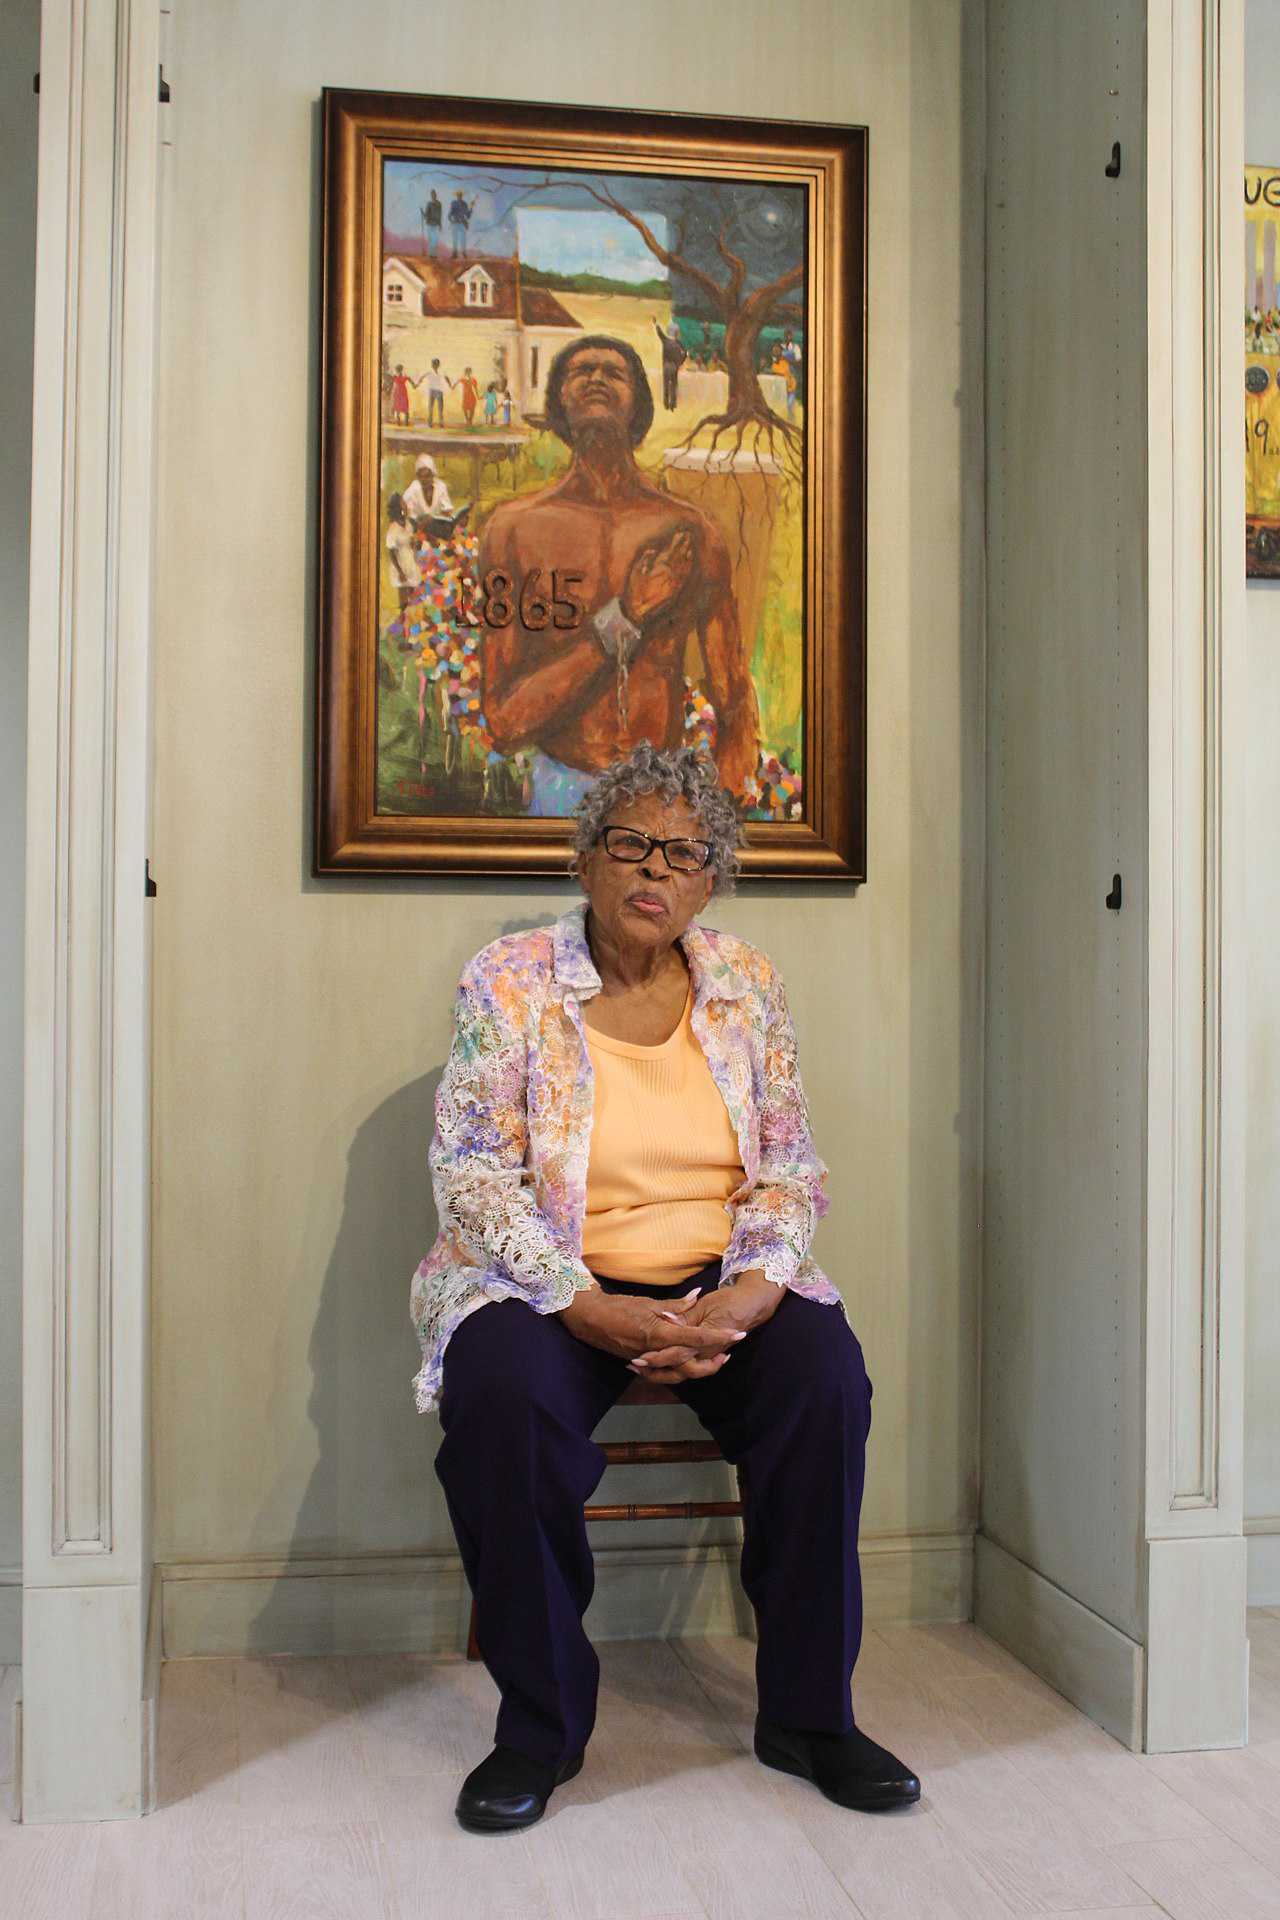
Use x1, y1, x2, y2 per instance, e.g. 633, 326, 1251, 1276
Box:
316, 89, 867, 877
1247, 164, 1280, 577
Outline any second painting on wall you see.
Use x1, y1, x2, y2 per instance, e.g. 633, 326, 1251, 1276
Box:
1247, 163, 1280, 576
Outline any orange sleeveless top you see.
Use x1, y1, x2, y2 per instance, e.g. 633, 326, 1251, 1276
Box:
582, 991, 743, 1285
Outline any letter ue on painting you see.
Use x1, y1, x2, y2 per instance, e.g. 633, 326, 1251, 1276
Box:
1247, 165, 1280, 577
375, 160, 808, 820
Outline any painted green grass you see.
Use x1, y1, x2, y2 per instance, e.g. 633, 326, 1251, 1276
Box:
376, 681, 505, 815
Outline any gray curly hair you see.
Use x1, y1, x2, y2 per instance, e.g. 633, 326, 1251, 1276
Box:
571, 742, 744, 895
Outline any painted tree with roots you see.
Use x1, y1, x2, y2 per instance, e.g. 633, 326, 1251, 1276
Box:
485, 170, 806, 475
569, 178, 805, 469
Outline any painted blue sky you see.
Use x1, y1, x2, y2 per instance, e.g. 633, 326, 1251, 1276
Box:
513, 207, 668, 282
383, 161, 671, 271
381, 160, 804, 315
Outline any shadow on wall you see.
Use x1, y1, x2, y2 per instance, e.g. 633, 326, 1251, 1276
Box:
247, 1067, 466, 1658
246, 913, 752, 1663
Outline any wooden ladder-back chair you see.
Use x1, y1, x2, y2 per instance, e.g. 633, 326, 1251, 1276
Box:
465, 1376, 746, 1660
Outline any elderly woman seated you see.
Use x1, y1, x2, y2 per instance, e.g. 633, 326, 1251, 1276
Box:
411, 743, 919, 1832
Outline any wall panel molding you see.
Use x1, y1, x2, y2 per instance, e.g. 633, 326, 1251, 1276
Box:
1141, 0, 1247, 1747
48, 0, 123, 1561
21, 0, 161, 1820
1145, 1, 1244, 1534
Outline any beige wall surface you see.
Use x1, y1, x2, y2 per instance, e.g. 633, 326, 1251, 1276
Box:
0, 0, 40, 1660
980, 0, 1147, 1647
150, 0, 984, 1632
1245, 599, 1280, 1575
1246, 0, 1280, 1602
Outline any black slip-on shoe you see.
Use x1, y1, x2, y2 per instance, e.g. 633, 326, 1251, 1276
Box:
455, 1745, 584, 1833
754, 1714, 921, 1811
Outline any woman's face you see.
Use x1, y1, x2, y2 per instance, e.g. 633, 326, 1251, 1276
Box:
577, 790, 715, 960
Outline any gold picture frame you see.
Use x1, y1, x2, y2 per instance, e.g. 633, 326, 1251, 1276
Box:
316, 89, 867, 878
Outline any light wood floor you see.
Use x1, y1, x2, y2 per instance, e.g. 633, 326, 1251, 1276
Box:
2, 1609, 1279, 1918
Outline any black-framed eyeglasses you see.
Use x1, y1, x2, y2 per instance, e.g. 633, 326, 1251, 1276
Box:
601, 825, 714, 874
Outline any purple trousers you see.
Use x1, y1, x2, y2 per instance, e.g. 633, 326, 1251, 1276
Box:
435, 1264, 872, 1769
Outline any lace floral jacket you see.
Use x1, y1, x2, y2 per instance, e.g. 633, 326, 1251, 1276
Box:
410, 904, 843, 1411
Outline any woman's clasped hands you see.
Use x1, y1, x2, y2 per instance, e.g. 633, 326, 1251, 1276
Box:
557, 1269, 783, 1385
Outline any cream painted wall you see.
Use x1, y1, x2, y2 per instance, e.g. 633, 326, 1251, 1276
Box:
0, 0, 40, 1664
151, 0, 984, 1644
1245, 0, 1280, 1605
980, 0, 1147, 1650
1245, 589, 1280, 1600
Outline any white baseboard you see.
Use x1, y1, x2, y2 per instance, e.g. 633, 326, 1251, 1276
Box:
974, 1533, 1145, 1750
160, 1532, 973, 1660
1246, 1524, 1280, 1606
0, 1577, 19, 1667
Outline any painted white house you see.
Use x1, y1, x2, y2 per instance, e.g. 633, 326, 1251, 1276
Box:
381, 252, 582, 417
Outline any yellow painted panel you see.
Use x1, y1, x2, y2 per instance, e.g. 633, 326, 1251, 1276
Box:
1245, 165, 1280, 571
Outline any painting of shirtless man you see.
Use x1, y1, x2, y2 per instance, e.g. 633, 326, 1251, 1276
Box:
478, 336, 760, 813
